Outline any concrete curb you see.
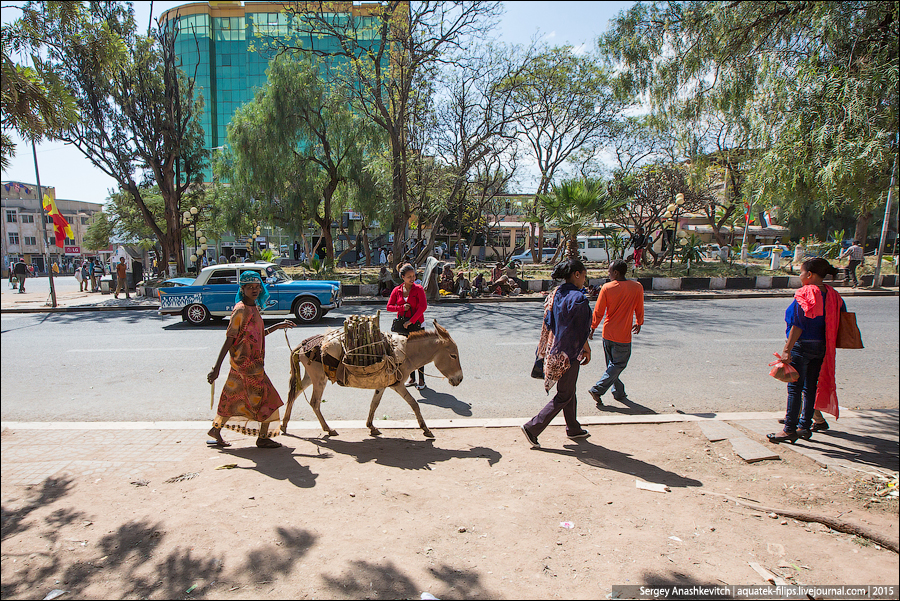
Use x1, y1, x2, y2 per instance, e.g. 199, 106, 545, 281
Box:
2, 287, 896, 314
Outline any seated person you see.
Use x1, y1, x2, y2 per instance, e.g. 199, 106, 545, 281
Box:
505, 261, 526, 291
455, 272, 471, 298
440, 265, 455, 292
378, 266, 395, 297
491, 274, 514, 296
472, 272, 485, 296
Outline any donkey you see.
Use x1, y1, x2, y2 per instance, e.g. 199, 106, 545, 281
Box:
284, 320, 463, 438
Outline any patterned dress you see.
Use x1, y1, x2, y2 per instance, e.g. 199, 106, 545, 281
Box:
213, 302, 282, 438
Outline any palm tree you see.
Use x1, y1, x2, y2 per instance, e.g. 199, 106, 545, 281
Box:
537, 178, 626, 261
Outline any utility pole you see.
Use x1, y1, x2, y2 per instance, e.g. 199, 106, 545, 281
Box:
872, 156, 898, 289
32, 142, 57, 308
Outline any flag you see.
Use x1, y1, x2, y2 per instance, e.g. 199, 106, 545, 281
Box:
42, 191, 74, 248
744, 204, 752, 225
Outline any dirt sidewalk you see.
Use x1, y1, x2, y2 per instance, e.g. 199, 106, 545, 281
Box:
2, 419, 897, 600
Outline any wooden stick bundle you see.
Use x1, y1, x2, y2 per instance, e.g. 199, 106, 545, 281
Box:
343, 311, 383, 366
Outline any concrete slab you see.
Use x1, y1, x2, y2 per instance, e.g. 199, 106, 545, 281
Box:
735, 410, 899, 475
729, 435, 780, 463
697, 420, 743, 442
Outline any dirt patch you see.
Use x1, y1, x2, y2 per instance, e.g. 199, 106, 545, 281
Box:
2, 423, 897, 599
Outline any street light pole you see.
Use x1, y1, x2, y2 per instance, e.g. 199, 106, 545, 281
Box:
32, 141, 57, 307
872, 156, 898, 289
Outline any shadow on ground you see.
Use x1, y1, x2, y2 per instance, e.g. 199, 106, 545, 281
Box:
297, 435, 502, 470
539, 440, 702, 489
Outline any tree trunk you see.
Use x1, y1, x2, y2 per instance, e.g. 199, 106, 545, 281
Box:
360, 225, 372, 266
854, 210, 873, 244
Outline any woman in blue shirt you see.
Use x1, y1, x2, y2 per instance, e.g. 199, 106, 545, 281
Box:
522, 259, 593, 448
769, 258, 845, 444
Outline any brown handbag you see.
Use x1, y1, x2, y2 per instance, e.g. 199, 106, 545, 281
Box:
836, 311, 864, 349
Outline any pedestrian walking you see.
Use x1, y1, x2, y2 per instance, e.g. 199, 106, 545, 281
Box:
13, 258, 28, 293
207, 271, 294, 448
521, 259, 592, 448
631, 226, 648, 268
838, 239, 864, 287
114, 257, 130, 299
387, 263, 427, 389
380, 248, 387, 265
768, 258, 846, 443
587, 259, 644, 407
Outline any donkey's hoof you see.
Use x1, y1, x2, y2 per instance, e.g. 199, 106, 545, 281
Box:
326, 429, 338, 437
280, 425, 288, 434
423, 429, 435, 439
369, 428, 382, 437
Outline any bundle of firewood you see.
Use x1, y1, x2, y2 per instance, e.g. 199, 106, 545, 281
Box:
342, 311, 389, 366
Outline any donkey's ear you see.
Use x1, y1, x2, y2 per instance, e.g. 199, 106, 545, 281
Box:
433, 319, 449, 339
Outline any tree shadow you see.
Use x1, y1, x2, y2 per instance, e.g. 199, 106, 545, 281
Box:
538, 441, 702, 489
628, 571, 736, 599
213, 445, 320, 488
300, 436, 502, 470
3, 517, 316, 600
415, 387, 473, 416
1, 476, 81, 542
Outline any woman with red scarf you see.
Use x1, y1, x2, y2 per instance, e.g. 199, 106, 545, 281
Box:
768, 258, 846, 444
387, 263, 428, 389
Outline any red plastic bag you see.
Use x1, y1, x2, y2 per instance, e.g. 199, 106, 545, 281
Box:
768, 353, 799, 383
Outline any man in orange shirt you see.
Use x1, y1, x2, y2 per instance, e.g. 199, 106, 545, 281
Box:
588, 260, 644, 407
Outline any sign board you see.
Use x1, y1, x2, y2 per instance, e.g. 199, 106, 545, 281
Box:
64, 246, 81, 255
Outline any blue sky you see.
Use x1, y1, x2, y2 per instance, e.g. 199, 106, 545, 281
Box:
2, 1, 634, 204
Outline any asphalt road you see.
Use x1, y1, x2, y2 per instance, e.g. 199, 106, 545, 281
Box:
1, 297, 897, 424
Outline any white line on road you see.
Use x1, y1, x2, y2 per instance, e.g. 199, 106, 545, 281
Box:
66, 347, 209, 352
713, 339, 783, 343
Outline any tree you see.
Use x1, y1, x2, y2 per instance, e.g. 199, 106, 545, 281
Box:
602, 1, 898, 242
33, 4, 207, 273
278, 1, 502, 268
418, 43, 530, 265
538, 178, 626, 261
608, 164, 711, 265
219, 54, 383, 267
506, 44, 621, 262
0, 2, 98, 170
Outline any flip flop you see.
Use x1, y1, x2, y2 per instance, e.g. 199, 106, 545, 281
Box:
207, 439, 231, 447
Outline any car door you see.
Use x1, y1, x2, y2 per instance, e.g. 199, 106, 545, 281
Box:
203, 268, 238, 314
260, 265, 284, 313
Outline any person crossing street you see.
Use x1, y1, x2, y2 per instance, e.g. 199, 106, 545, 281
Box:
588, 260, 644, 407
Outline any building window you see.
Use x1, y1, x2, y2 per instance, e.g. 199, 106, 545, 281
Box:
21, 214, 34, 223
64, 237, 76, 246
9, 232, 19, 245
6, 210, 16, 223
46, 216, 54, 224
24, 236, 37, 246
81, 216, 90, 225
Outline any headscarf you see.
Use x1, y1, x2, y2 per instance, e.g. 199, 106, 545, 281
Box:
235, 270, 270, 309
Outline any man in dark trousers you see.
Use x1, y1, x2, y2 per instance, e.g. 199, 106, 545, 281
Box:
13, 258, 28, 293
588, 260, 645, 407
630, 226, 648, 268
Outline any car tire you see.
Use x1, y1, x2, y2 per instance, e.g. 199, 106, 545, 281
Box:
293, 297, 322, 323
184, 303, 211, 326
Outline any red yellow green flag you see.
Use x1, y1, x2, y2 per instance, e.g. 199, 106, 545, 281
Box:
42, 191, 74, 248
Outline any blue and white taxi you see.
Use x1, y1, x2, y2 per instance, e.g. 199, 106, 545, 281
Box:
157, 262, 342, 325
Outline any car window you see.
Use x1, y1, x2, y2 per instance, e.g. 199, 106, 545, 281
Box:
207, 269, 237, 285
588, 239, 605, 249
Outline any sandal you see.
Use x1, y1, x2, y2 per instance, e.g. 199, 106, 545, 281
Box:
767, 431, 798, 444
811, 420, 829, 432
797, 428, 812, 440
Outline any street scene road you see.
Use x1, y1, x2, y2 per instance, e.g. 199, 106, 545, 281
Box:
2, 296, 897, 424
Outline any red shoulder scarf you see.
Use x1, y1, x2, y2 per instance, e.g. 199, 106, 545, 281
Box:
794, 284, 842, 419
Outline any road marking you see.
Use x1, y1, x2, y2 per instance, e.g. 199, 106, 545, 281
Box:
713, 338, 783, 343
66, 347, 209, 353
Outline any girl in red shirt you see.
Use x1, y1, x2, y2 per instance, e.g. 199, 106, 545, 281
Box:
387, 263, 428, 389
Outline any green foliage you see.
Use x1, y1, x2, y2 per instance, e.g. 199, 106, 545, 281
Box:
538, 178, 626, 259
678, 233, 704, 264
